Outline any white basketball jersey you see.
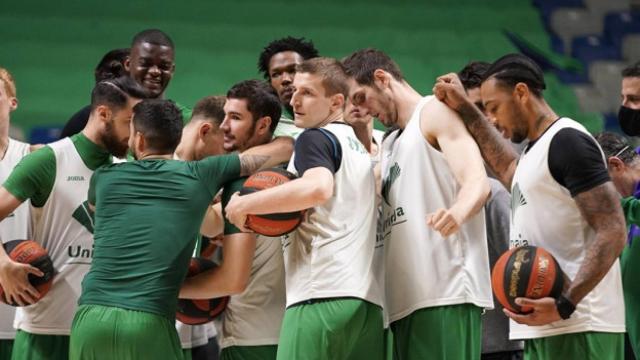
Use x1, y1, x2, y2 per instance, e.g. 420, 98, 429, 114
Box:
0, 139, 31, 339
218, 234, 285, 348
509, 118, 625, 339
381, 96, 492, 323
283, 122, 381, 307
14, 138, 97, 335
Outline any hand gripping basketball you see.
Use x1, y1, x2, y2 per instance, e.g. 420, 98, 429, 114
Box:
0, 260, 43, 306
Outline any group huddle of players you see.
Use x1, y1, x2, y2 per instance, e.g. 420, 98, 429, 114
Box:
0, 28, 635, 360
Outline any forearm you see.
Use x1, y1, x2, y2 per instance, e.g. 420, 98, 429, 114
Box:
235, 177, 328, 215
180, 234, 256, 299
565, 226, 625, 304
238, 136, 294, 176
450, 176, 490, 223
457, 103, 518, 188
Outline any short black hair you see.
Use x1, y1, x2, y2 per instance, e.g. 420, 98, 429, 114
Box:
131, 29, 174, 49
342, 48, 404, 86
595, 131, 639, 165
622, 61, 640, 78
94, 48, 130, 83
459, 61, 491, 91
482, 53, 546, 98
191, 95, 226, 126
227, 80, 281, 133
132, 99, 183, 154
90, 76, 149, 112
258, 37, 319, 79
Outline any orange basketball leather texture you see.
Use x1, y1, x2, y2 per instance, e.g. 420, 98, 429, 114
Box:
491, 245, 564, 314
241, 168, 305, 237
176, 257, 229, 325
0, 240, 55, 306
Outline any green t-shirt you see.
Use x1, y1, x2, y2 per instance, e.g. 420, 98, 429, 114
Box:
221, 177, 247, 235
3, 133, 111, 207
620, 196, 640, 355
79, 154, 241, 319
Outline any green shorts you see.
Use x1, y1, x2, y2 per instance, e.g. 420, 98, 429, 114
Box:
11, 331, 68, 360
277, 298, 384, 360
524, 331, 623, 360
390, 303, 482, 360
69, 304, 183, 360
0, 339, 12, 360
221, 345, 277, 360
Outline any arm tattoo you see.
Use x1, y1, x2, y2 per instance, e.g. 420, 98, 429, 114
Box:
457, 103, 519, 188
239, 154, 270, 177
568, 182, 626, 304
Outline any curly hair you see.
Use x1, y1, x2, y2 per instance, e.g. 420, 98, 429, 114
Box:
257, 37, 319, 79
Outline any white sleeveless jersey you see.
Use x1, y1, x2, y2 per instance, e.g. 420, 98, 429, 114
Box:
217, 234, 285, 348
283, 122, 381, 307
509, 118, 625, 339
0, 139, 31, 339
14, 138, 97, 335
381, 96, 492, 323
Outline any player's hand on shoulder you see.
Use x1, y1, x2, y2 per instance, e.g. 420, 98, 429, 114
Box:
225, 192, 252, 233
503, 297, 562, 326
432, 73, 471, 113
0, 259, 43, 306
426, 208, 462, 237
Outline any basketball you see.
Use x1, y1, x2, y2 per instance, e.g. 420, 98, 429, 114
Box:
176, 257, 229, 325
491, 246, 564, 314
0, 240, 55, 306
239, 168, 305, 237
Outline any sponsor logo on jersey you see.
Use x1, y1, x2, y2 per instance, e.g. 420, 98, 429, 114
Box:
68, 244, 94, 259
381, 162, 401, 206
510, 182, 527, 224
347, 136, 368, 155
71, 200, 94, 233
67, 176, 85, 181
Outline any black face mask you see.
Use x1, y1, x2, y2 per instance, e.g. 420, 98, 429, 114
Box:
619, 105, 640, 136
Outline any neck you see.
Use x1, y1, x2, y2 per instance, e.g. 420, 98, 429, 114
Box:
81, 115, 106, 149
173, 139, 194, 161
0, 118, 9, 160
138, 151, 173, 160
526, 100, 558, 142
352, 121, 374, 152
393, 81, 423, 129
316, 109, 344, 128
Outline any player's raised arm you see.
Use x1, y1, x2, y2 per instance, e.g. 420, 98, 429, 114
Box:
433, 73, 518, 189
422, 100, 490, 237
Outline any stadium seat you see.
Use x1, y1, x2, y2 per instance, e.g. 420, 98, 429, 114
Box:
589, 61, 628, 113
572, 84, 610, 113
29, 126, 63, 144
551, 8, 603, 54
604, 11, 640, 49
584, 0, 629, 19
622, 34, 640, 61
572, 35, 621, 67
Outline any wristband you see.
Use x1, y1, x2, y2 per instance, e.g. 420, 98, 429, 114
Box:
556, 295, 576, 320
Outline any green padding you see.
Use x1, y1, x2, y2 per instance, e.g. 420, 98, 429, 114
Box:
0, 0, 587, 136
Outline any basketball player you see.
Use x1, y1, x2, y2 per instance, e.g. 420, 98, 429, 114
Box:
61, 29, 189, 138
174, 96, 228, 360
60, 48, 130, 138
69, 99, 291, 359
0, 76, 148, 360
619, 61, 640, 136
433, 53, 627, 359
594, 132, 640, 359
458, 61, 524, 360
0, 68, 38, 360
258, 36, 319, 138
342, 49, 491, 360
181, 80, 286, 360
226, 58, 383, 360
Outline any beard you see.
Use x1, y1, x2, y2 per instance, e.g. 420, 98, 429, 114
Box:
101, 120, 129, 158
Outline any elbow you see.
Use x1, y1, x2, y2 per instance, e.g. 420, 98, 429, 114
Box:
227, 274, 249, 295
310, 183, 333, 205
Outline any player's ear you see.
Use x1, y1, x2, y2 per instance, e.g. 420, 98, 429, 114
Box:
373, 69, 391, 89
8, 97, 17, 111
198, 122, 212, 138
514, 83, 529, 104
608, 156, 625, 172
256, 116, 272, 136
96, 105, 112, 124
330, 93, 345, 113
124, 56, 131, 72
